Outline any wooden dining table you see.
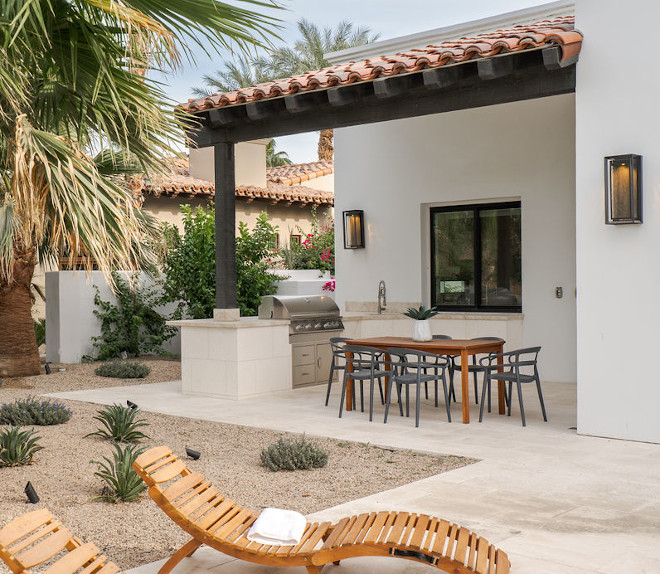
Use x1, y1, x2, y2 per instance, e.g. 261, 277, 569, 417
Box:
345, 336, 505, 424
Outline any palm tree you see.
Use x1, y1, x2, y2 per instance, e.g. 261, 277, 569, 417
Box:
0, 0, 278, 376
196, 19, 379, 161
266, 140, 293, 167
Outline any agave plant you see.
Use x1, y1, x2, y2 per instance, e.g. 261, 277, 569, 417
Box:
85, 404, 149, 443
91, 443, 146, 502
0, 426, 43, 467
403, 305, 440, 320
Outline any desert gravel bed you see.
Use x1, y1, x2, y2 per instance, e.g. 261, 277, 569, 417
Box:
0, 359, 476, 571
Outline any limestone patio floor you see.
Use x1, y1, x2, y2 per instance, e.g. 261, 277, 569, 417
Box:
47, 381, 660, 574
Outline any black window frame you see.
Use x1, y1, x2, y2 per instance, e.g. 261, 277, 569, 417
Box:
430, 201, 522, 313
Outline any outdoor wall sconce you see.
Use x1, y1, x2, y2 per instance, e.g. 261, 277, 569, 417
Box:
343, 210, 365, 249
605, 154, 642, 224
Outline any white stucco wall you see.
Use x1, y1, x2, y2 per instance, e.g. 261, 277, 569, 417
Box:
334, 94, 576, 383
575, 0, 660, 442
189, 140, 268, 188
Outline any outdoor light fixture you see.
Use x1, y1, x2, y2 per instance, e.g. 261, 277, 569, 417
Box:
185, 447, 201, 460
343, 210, 365, 249
126, 400, 138, 410
25, 481, 39, 504
605, 154, 642, 224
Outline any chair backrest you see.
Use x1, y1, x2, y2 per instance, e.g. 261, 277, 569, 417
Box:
507, 346, 541, 369
432, 334, 452, 340
0, 509, 119, 574
330, 337, 351, 358
471, 336, 504, 342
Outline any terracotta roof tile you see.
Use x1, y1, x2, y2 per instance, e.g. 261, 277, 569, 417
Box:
182, 16, 581, 113
266, 160, 333, 185
138, 159, 333, 206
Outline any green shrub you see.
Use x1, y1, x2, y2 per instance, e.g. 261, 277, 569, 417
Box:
161, 206, 283, 318
91, 443, 147, 502
85, 404, 149, 443
94, 361, 151, 379
34, 319, 46, 347
88, 273, 176, 361
0, 396, 73, 426
0, 427, 44, 467
260, 436, 328, 472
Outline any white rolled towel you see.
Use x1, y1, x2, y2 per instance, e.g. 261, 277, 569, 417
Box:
246, 508, 307, 546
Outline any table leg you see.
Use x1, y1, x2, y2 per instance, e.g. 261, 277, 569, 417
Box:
497, 343, 506, 415
461, 349, 470, 424
345, 351, 354, 412
384, 352, 392, 401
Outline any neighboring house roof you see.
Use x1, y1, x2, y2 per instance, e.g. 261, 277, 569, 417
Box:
182, 16, 581, 113
266, 161, 333, 185
139, 158, 334, 206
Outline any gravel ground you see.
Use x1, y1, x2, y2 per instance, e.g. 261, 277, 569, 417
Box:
0, 358, 476, 571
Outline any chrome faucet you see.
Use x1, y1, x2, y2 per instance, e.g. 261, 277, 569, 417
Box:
377, 280, 387, 314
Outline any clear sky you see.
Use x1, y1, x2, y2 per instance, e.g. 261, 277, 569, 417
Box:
165, 0, 549, 162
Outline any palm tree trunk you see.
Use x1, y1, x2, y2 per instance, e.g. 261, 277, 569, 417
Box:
317, 129, 334, 161
0, 250, 41, 377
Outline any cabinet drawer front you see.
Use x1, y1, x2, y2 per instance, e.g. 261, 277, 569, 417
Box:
293, 365, 316, 385
293, 345, 315, 365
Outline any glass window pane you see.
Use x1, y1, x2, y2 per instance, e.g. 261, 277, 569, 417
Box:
432, 210, 474, 306
480, 207, 521, 307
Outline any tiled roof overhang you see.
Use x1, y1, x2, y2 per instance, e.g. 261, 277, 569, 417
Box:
183, 16, 580, 117
267, 160, 333, 185
184, 16, 581, 148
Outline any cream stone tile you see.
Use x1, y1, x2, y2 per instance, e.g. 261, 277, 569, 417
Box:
181, 328, 210, 359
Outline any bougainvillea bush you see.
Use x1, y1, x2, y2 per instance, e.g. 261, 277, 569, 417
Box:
279, 208, 335, 275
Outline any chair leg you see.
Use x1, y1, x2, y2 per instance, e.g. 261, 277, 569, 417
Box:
536, 377, 548, 422
449, 367, 457, 402
384, 378, 394, 423
360, 381, 364, 412
473, 370, 479, 405
434, 379, 439, 408
397, 382, 404, 416
378, 378, 385, 405
507, 382, 513, 416
415, 383, 421, 427
325, 363, 335, 406
405, 385, 410, 418
338, 372, 348, 418
424, 380, 429, 400
487, 375, 492, 413
369, 381, 375, 422
479, 374, 489, 422
517, 381, 526, 427
441, 372, 451, 423
158, 539, 202, 574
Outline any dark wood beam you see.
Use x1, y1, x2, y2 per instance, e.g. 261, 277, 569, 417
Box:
477, 56, 515, 80
327, 83, 373, 107
542, 45, 580, 70
214, 142, 236, 310
191, 49, 575, 147
373, 73, 421, 98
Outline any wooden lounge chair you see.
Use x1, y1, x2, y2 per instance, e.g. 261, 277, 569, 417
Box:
133, 445, 511, 574
0, 509, 120, 574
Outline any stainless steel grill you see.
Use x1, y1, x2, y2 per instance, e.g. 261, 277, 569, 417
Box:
258, 295, 344, 335
258, 295, 344, 388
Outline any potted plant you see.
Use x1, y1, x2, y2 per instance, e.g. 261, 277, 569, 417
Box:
403, 305, 440, 342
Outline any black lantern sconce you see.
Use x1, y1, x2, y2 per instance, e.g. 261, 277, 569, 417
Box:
343, 210, 365, 249
605, 154, 642, 224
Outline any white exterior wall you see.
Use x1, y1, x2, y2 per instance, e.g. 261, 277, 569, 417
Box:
335, 94, 576, 383
189, 140, 268, 188
575, 0, 660, 442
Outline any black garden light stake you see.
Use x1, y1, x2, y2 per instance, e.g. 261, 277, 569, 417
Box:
25, 482, 39, 504
44, 362, 51, 374
185, 447, 201, 460
127, 400, 138, 410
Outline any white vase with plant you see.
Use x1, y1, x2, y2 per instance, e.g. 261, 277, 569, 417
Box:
403, 305, 440, 342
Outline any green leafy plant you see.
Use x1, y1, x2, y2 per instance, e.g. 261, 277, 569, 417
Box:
94, 361, 151, 379
0, 427, 44, 467
91, 443, 146, 502
85, 404, 149, 443
89, 273, 175, 361
403, 305, 440, 320
260, 436, 328, 472
278, 208, 335, 274
33, 319, 46, 347
0, 396, 72, 426
162, 207, 283, 318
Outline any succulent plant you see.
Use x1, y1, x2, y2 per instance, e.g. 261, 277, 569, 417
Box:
403, 305, 440, 320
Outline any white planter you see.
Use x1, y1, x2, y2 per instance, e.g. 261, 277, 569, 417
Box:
412, 319, 432, 342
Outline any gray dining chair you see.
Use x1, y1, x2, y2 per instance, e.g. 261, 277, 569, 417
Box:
422, 335, 452, 403
339, 345, 390, 422
478, 346, 546, 426
325, 337, 351, 406
449, 337, 504, 410
385, 347, 452, 427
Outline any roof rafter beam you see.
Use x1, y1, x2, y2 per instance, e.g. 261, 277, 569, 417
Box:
477, 55, 515, 80
373, 73, 421, 98
542, 45, 580, 70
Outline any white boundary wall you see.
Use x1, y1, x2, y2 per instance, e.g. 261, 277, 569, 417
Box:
575, 0, 660, 442
334, 94, 577, 384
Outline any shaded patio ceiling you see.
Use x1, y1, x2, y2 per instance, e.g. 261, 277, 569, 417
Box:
179, 16, 583, 309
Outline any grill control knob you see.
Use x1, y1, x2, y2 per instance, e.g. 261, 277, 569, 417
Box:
295, 324, 304, 331
314, 323, 322, 330
304, 323, 313, 330
323, 322, 332, 329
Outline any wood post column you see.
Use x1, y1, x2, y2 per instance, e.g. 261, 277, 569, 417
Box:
214, 142, 237, 311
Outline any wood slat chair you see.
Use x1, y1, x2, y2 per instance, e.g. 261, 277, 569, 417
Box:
0, 509, 120, 574
133, 445, 511, 574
